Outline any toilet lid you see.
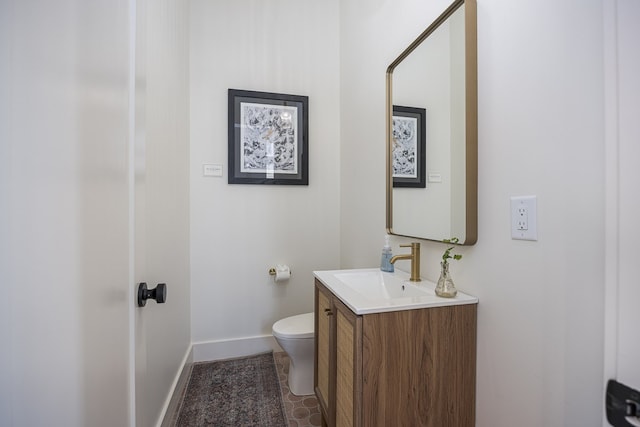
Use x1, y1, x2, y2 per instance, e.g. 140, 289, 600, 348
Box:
272, 312, 314, 339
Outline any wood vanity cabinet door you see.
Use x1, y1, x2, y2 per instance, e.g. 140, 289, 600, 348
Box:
334, 298, 362, 427
315, 281, 333, 424
361, 305, 477, 426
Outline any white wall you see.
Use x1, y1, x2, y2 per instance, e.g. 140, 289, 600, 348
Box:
604, 0, 640, 405
189, 0, 341, 355
340, 0, 605, 426
392, 20, 453, 239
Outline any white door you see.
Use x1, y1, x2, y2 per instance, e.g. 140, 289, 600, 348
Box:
0, 1, 132, 425
613, 0, 640, 390
0, 1, 190, 426
133, 0, 191, 426
604, 0, 640, 423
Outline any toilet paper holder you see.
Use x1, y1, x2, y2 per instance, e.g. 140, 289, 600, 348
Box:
268, 266, 292, 276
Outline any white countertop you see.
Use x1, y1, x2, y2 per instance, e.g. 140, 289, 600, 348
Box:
313, 268, 478, 315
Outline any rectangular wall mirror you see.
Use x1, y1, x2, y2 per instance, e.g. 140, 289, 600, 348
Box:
386, 0, 477, 244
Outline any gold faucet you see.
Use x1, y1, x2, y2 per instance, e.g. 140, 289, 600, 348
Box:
390, 242, 421, 281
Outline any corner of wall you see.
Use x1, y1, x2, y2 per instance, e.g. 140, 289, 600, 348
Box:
159, 345, 194, 427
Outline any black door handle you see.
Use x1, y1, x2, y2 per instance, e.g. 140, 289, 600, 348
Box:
137, 282, 167, 307
606, 379, 640, 426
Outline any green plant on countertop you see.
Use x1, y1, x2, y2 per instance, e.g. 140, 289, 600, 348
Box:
437, 238, 462, 298
441, 237, 462, 263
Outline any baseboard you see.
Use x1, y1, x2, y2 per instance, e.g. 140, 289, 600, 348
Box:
192, 334, 283, 363
158, 345, 194, 427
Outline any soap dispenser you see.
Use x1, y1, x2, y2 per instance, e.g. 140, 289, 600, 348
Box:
380, 235, 394, 272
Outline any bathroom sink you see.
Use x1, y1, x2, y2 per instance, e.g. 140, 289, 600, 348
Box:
313, 268, 478, 315
333, 270, 432, 300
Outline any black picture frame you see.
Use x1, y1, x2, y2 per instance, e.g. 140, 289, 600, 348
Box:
392, 105, 426, 188
228, 89, 309, 185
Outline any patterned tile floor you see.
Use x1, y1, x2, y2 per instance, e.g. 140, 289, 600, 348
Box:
273, 352, 322, 427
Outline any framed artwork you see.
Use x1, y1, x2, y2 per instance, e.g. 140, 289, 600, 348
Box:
392, 105, 426, 188
228, 89, 309, 185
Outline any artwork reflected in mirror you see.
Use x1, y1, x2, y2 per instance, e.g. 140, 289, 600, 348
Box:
393, 106, 426, 188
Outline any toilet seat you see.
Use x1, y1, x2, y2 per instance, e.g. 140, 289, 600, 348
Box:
272, 312, 314, 339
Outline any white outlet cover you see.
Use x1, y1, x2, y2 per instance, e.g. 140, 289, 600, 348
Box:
511, 195, 537, 241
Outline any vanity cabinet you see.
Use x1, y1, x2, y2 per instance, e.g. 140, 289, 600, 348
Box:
314, 279, 477, 427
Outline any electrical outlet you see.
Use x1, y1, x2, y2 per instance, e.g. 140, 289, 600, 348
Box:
516, 206, 528, 230
511, 196, 537, 241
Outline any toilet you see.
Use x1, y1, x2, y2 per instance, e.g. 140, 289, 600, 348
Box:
272, 312, 315, 396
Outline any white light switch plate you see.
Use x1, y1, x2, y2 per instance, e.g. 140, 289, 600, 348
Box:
428, 173, 442, 183
511, 195, 537, 241
203, 164, 223, 177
